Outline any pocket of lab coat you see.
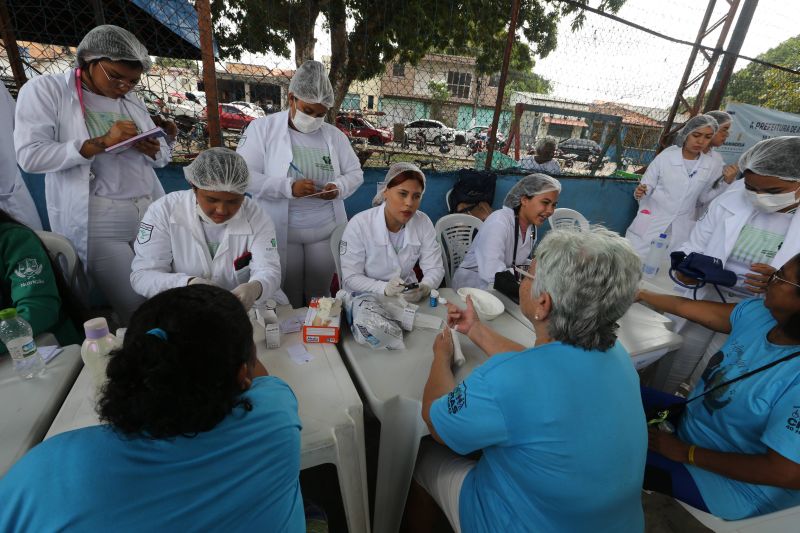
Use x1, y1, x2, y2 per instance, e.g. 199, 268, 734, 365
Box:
628, 209, 652, 237
235, 265, 251, 285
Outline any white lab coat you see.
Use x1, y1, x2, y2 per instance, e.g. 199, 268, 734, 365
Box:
14, 70, 170, 267
676, 184, 800, 299
451, 206, 534, 290
130, 190, 286, 305
625, 146, 717, 257
695, 149, 731, 218
236, 110, 363, 276
0, 83, 41, 229
340, 204, 444, 294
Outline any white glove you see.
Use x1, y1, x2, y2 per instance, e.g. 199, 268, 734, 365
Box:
188, 277, 217, 286
384, 277, 405, 297
232, 281, 263, 310
401, 283, 431, 303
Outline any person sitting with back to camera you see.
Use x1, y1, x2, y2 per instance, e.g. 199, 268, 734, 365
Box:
519, 136, 561, 176
0, 284, 304, 531
410, 227, 647, 533
131, 147, 286, 309
339, 162, 443, 303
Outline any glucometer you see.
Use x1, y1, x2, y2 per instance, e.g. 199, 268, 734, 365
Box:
401, 282, 419, 293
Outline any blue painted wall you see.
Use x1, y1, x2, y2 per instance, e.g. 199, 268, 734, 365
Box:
22, 165, 639, 235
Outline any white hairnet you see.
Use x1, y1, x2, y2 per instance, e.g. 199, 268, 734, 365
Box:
536, 136, 558, 152
184, 148, 250, 194
705, 110, 732, 127
371, 163, 426, 206
289, 60, 334, 108
738, 136, 800, 183
76, 25, 151, 72
504, 174, 562, 209
673, 115, 718, 146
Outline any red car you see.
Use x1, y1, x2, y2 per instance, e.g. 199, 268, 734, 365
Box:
336, 113, 393, 145
203, 104, 256, 130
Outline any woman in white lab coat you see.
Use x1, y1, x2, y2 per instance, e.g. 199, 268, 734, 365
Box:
14, 25, 175, 324
237, 60, 363, 308
340, 162, 443, 302
452, 174, 561, 291
695, 110, 739, 218
131, 148, 285, 310
625, 115, 719, 258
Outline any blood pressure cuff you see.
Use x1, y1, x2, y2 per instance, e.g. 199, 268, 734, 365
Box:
669, 251, 737, 301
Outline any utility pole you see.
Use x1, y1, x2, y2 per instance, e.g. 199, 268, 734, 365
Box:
195, 0, 222, 147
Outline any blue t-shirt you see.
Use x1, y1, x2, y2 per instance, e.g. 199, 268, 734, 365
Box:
430, 341, 647, 533
678, 298, 800, 519
0, 376, 304, 532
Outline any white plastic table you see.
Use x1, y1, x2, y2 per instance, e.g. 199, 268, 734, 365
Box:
45, 307, 370, 533
0, 344, 82, 476
339, 288, 536, 533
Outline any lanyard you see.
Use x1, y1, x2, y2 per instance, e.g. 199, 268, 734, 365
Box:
511, 216, 535, 271
75, 68, 86, 118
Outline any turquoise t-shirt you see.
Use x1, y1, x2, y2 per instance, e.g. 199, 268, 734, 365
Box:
0, 376, 305, 532
430, 341, 647, 533
679, 298, 800, 520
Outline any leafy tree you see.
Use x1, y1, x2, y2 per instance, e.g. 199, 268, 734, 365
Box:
726, 35, 800, 114
210, 0, 625, 112
428, 80, 450, 121
154, 57, 199, 73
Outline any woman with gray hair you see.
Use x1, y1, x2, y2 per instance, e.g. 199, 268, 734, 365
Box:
412, 227, 647, 533
519, 136, 561, 175
451, 174, 561, 290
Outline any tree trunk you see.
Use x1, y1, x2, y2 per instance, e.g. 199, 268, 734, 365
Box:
289, 0, 322, 66
326, 0, 348, 118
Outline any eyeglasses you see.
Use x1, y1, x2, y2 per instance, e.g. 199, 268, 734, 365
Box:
97, 62, 141, 90
769, 271, 800, 290
514, 265, 535, 282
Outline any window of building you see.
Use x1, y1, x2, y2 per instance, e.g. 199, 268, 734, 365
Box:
367, 95, 375, 109
488, 73, 501, 87
447, 71, 472, 99
392, 63, 405, 77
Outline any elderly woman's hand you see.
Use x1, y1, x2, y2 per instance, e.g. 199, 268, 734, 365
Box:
433, 327, 454, 364
447, 296, 480, 335
648, 427, 690, 463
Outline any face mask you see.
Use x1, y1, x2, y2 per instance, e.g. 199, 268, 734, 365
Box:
196, 202, 229, 226
292, 107, 324, 134
746, 185, 800, 213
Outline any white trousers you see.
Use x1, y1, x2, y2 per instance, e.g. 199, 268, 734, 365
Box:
285, 221, 337, 308
87, 195, 151, 325
413, 439, 476, 533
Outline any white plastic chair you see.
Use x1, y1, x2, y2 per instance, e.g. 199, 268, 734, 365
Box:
678, 500, 800, 532
435, 214, 482, 287
330, 223, 347, 287
547, 207, 590, 231
445, 188, 453, 212
35, 231, 78, 286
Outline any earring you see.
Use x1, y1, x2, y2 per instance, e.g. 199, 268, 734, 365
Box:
534, 315, 540, 320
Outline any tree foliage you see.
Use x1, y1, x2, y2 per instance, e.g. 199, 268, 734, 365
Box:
726, 35, 800, 114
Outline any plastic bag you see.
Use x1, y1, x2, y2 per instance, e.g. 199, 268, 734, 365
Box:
340, 291, 406, 350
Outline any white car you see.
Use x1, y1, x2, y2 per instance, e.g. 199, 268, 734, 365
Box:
454, 125, 505, 146
164, 92, 203, 120
404, 119, 455, 145
231, 101, 266, 118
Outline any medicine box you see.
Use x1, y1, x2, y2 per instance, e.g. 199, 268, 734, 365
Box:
302, 297, 341, 344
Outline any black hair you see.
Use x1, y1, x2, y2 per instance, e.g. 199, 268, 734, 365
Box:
98, 285, 255, 439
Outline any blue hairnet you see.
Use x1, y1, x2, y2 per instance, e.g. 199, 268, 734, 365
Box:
76, 25, 151, 71
289, 60, 334, 108
674, 115, 718, 147
738, 136, 800, 183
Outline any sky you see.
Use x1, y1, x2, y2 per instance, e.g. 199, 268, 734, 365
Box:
235, 0, 799, 109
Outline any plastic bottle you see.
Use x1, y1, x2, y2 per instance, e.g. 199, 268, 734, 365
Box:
642, 233, 669, 278
0, 307, 46, 379
81, 317, 117, 395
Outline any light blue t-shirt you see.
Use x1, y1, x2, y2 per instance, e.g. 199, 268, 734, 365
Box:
679, 298, 800, 520
0, 376, 305, 532
431, 341, 647, 533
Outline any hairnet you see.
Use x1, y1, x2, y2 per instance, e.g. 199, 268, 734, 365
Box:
184, 148, 250, 194
738, 136, 800, 183
705, 110, 732, 127
673, 115, 718, 147
371, 163, 426, 206
76, 25, 152, 72
503, 174, 562, 209
536, 136, 557, 152
289, 60, 334, 108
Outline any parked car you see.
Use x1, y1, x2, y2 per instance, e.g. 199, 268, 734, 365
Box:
203, 104, 256, 130
454, 125, 505, 146
135, 88, 166, 116
164, 91, 204, 120
336, 113, 393, 145
404, 119, 455, 145
231, 101, 267, 118
557, 138, 602, 162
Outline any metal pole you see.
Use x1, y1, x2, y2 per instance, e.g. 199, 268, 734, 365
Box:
0, 0, 26, 89
704, 0, 759, 111
90, 0, 106, 26
484, 0, 520, 171
196, 0, 222, 147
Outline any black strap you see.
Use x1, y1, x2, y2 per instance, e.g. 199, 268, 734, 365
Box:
511, 215, 535, 271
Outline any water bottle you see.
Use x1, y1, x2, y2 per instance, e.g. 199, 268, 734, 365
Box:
0, 308, 46, 379
642, 233, 669, 278
81, 317, 117, 396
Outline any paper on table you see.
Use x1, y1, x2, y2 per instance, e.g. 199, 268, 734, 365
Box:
105, 127, 166, 154
38, 345, 63, 364
280, 315, 305, 334
287, 343, 314, 365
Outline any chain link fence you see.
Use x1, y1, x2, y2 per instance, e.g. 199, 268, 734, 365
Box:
1, 0, 798, 172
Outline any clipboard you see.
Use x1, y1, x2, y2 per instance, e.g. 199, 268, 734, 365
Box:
105, 127, 166, 154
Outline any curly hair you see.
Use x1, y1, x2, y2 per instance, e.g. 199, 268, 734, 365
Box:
97, 285, 254, 439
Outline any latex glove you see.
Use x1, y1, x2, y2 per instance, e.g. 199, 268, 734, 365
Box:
232, 281, 263, 310
384, 277, 405, 297
401, 283, 431, 303
188, 277, 217, 286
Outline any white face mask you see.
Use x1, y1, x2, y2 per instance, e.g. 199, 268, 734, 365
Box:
746, 185, 800, 213
291, 107, 324, 134
195, 202, 229, 226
